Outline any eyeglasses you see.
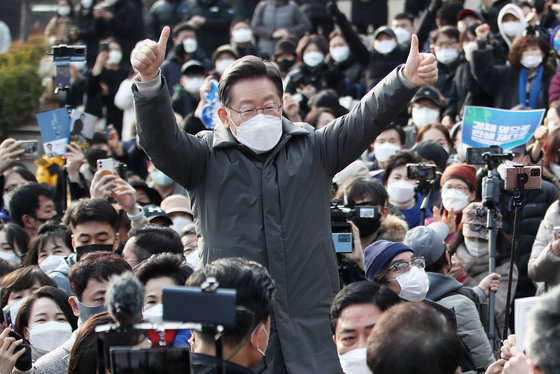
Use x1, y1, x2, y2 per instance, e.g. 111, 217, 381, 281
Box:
385, 257, 425, 274
228, 104, 282, 121
442, 184, 469, 193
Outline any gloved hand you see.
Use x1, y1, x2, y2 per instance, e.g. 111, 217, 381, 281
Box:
9, 330, 32, 372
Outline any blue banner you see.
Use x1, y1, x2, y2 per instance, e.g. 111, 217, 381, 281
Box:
462, 106, 544, 150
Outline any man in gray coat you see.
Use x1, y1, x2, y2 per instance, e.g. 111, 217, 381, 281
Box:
130, 27, 437, 373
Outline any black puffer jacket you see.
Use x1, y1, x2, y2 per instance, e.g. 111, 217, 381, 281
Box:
448, 60, 494, 121
146, 0, 191, 40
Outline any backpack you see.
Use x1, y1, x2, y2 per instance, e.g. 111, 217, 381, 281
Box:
446, 286, 489, 334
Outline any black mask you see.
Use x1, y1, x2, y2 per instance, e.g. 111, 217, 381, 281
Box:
75, 244, 114, 260
277, 59, 295, 73
352, 206, 381, 238
86, 148, 109, 170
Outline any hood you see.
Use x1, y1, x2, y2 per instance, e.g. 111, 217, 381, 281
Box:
426, 272, 463, 301
497, 4, 527, 49
378, 214, 409, 243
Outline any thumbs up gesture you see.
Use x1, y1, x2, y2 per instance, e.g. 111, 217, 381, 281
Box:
130, 26, 170, 82
402, 34, 438, 86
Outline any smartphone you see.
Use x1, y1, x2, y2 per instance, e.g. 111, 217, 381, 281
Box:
19, 140, 39, 158
553, 226, 560, 238
100, 42, 109, 52
97, 158, 115, 177
2, 304, 12, 326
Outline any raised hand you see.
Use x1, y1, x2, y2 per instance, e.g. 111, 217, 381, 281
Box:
130, 26, 170, 82
402, 34, 438, 87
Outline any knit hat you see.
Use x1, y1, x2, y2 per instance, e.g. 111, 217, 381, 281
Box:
441, 163, 478, 191
403, 223, 449, 267
461, 202, 502, 240
411, 141, 449, 171
364, 240, 414, 282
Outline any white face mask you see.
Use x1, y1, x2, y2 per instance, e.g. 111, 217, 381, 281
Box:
412, 107, 440, 128
375, 39, 397, 55
502, 21, 521, 37
338, 348, 370, 374
464, 237, 488, 257
457, 143, 469, 160
215, 58, 235, 74
182, 38, 197, 53
521, 55, 543, 69
303, 51, 325, 67
497, 161, 515, 181
232, 28, 253, 44
143, 304, 164, 324
442, 188, 470, 212
3, 192, 11, 211
231, 114, 283, 154
330, 46, 350, 63
436, 48, 459, 65
183, 76, 204, 95
170, 216, 192, 234
9, 297, 28, 324
547, 120, 559, 134
0, 251, 21, 266
394, 28, 411, 44
551, 162, 560, 179
58, 6, 71, 16
463, 41, 477, 62
387, 180, 415, 203
39, 255, 66, 273
396, 266, 429, 302
29, 321, 73, 352
106, 50, 122, 65
81, 0, 93, 8
72, 61, 87, 71
374, 142, 401, 163
151, 169, 174, 187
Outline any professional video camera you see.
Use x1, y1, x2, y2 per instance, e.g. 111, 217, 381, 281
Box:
330, 198, 379, 253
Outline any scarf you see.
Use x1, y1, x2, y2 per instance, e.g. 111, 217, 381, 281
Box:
518, 65, 544, 109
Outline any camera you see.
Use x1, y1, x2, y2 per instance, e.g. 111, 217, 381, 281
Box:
19, 140, 39, 158
52, 45, 87, 61
330, 200, 379, 253
406, 163, 437, 180
100, 42, 109, 52
503, 164, 542, 190
466, 145, 503, 165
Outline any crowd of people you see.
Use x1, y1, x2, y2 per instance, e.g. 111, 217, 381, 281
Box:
1, 0, 560, 373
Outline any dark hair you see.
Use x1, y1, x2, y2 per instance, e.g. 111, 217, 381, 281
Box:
218, 55, 283, 108
127, 224, 183, 261
426, 250, 448, 273
0, 260, 17, 279
69, 199, 119, 232
436, 2, 463, 27
0, 223, 30, 258
24, 223, 72, 266
431, 26, 460, 46
304, 107, 336, 128
460, 21, 481, 44
2, 166, 37, 194
295, 34, 329, 62
9, 182, 53, 227
394, 12, 414, 23
68, 311, 144, 374
416, 123, 453, 149
367, 302, 461, 374
230, 18, 250, 29
508, 35, 553, 74
69, 252, 131, 300
330, 281, 400, 332
0, 266, 56, 315
172, 21, 196, 37
186, 257, 276, 346
334, 178, 389, 207
381, 151, 420, 185
380, 124, 406, 146
136, 253, 193, 285
14, 285, 78, 336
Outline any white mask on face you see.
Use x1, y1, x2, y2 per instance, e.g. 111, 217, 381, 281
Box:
58, 6, 71, 16
547, 120, 559, 134
436, 48, 459, 65
457, 143, 469, 160
502, 21, 521, 37
215, 58, 235, 74
464, 237, 488, 257
375, 39, 397, 54
143, 304, 164, 324
394, 28, 411, 44
232, 28, 253, 44
497, 161, 515, 181
551, 162, 560, 179
183, 38, 197, 53
463, 41, 477, 62
338, 348, 370, 374
29, 321, 73, 352
170, 216, 192, 234
106, 50, 122, 65
0, 251, 21, 266
442, 188, 470, 212
9, 297, 28, 324
81, 0, 93, 8
387, 180, 415, 203
183, 76, 204, 95
521, 55, 543, 69
396, 266, 429, 302
374, 142, 401, 163
39, 255, 66, 273
231, 113, 283, 154
303, 51, 325, 67
412, 107, 440, 128
330, 46, 350, 63
3, 192, 11, 211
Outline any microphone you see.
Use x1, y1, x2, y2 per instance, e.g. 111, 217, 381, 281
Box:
105, 271, 144, 327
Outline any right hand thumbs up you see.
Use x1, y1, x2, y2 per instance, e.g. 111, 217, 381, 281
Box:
130, 26, 170, 82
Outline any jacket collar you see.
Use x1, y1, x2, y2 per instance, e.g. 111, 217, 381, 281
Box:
212, 116, 311, 149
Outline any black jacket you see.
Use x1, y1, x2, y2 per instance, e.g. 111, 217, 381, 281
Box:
448, 60, 494, 120
184, 0, 234, 57
435, 56, 463, 120
192, 353, 255, 374
146, 0, 191, 40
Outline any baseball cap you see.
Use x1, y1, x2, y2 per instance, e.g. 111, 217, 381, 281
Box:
161, 194, 192, 216
142, 204, 173, 226
411, 86, 442, 108
403, 223, 449, 267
